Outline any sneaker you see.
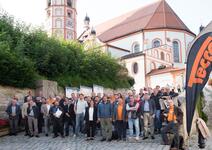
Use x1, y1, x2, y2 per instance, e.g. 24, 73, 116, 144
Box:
135, 137, 139, 141
73, 134, 76, 138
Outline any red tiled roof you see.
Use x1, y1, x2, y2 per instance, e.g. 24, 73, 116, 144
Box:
146, 67, 185, 76
96, 0, 195, 42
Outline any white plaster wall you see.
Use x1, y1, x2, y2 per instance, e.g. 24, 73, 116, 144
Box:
150, 73, 173, 88
109, 33, 143, 52
185, 33, 195, 58
108, 47, 130, 58
143, 31, 165, 49
124, 55, 145, 93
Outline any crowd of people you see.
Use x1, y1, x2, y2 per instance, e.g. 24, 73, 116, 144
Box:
5, 86, 184, 149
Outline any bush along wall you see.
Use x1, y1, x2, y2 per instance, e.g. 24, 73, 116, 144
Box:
0, 13, 134, 89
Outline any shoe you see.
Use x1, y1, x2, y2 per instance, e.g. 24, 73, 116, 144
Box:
143, 137, 148, 140
86, 137, 91, 141
45, 134, 48, 137
53, 135, 58, 138
73, 134, 76, 138
61, 135, 65, 138
90, 137, 94, 140
29, 134, 33, 138
135, 137, 139, 141
65, 134, 69, 136
35, 135, 39, 138
24, 133, 29, 136
122, 138, 127, 141
100, 138, 106, 142
151, 136, 155, 139
107, 138, 112, 142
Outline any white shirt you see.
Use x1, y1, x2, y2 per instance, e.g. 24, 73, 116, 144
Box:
89, 107, 94, 121
75, 99, 88, 114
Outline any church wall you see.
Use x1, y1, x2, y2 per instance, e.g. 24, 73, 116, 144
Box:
143, 31, 165, 50
149, 73, 173, 88
124, 55, 145, 93
109, 33, 143, 52
107, 47, 129, 58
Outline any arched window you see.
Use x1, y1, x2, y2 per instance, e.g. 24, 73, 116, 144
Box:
132, 62, 138, 74
151, 62, 156, 70
153, 39, 161, 48
132, 43, 140, 53
48, 0, 51, 6
67, 0, 72, 7
161, 52, 165, 60
55, 19, 62, 28
67, 31, 73, 39
173, 41, 180, 62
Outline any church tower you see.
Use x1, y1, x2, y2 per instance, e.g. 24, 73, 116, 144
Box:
46, 0, 77, 40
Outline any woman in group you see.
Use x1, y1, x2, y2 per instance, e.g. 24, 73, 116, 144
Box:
85, 100, 98, 140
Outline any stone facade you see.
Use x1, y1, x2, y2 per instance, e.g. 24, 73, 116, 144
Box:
0, 85, 34, 119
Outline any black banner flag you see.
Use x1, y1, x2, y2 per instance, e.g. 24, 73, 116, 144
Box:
186, 32, 212, 135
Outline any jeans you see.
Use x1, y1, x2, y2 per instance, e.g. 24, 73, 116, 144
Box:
161, 122, 178, 145
128, 118, 140, 138
9, 117, 18, 134
75, 113, 85, 135
44, 117, 50, 135
155, 110, 162, 130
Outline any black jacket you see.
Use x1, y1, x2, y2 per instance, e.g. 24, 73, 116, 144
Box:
27, 105, 39, 118
85, 106, 97, 122
6, 104, 21, 118
140, 99, 156, 116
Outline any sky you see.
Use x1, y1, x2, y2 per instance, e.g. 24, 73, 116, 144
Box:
0, 0, 211, 36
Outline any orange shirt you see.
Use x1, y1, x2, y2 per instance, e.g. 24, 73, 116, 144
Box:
167, 106, 176, 122
117, 104, 123, 120
47, 98, 55, 105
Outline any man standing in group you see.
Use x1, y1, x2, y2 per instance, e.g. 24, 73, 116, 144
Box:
22, 97, 30, 136
27, 99, 39, 137
161, 99, 183, 148
126, 95, 140, 141
50, 100, 64, 138
41, 97, 51, 136
98, 96, 112, 142
113, 97, 127, 141
6, 99, 21, 136
151, 89, 162, 134
74, 94, 88, 136
140, 93, 156, 140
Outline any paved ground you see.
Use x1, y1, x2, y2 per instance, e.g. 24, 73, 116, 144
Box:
0, 133, 170, 150
0, 132, 211, 150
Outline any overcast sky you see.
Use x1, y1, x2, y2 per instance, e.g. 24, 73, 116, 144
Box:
0, 0, 211, 35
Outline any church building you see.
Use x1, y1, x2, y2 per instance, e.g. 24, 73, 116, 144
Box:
80, 0, 196, 92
